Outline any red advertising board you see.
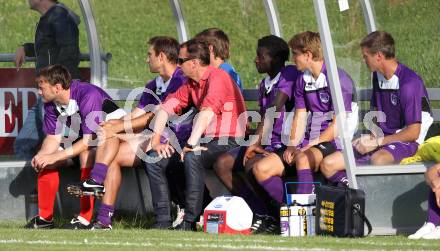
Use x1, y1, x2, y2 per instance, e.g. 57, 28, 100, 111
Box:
0, 68, 90, 155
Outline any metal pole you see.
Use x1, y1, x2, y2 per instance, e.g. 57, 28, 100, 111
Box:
0, 53, 109, 63
313, 0, 358, 188
169, 0, 189, 43
78, 0, 103, 87
263, 0, 282, 37
360, 0, 377, 33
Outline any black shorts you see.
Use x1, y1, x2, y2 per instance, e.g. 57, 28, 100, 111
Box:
272, 146, 297, 177
311, 141, 337, 158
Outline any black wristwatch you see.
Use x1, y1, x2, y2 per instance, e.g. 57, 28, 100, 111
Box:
184, 142, 195, 149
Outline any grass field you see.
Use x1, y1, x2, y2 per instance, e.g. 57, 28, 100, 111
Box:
1, 1, 440, 250
0, 222, 440, 251
1, 0, 439, 89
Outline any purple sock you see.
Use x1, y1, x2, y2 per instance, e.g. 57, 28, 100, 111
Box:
428, 191, 440, 225
259, 176, 284, 204
90, 163, 108, 184
297, 169, 314, 194
328, 171, 348, 186
238, 184, 268, 215
97, 203, 114, 226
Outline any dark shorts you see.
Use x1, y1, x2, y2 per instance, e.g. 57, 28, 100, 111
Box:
271, 141, 336, 177
355, 141, 419, 165
311, 141, 338, 158
271, 147, 297, 177
227, 146, 247, 171
227, 144, 286, 171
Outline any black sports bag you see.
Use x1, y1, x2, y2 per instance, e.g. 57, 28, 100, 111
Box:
315, 185, 372, 237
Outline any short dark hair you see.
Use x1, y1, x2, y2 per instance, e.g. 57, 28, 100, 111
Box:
257, 35, 289, 63
288, 31, 322, 61
37, 64, 72, 90
180, 39, 210, 66
194, 28, 230, 60
148, 36, 180, 64
360, 31, 395, 59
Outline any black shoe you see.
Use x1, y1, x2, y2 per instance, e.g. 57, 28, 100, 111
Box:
250, 214, 266, 234
24, 216, 54, 229
62, 216, 91, 230
173, 220, 196, 231
250, 215, 279, 235
90, 221, 112, 230
263, 216, 280, 235
153, 221, 172, 230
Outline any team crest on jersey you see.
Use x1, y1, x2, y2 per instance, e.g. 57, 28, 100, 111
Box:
390, 93, 399, 106
319, 92, 330, 103
155, 87, 163, 96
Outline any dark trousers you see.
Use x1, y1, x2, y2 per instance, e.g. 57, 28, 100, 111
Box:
182, 138, 238, 222
145, 138, 238, 223
144, 150, 182, 223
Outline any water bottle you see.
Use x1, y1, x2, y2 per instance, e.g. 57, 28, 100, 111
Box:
280, 204, 290, 236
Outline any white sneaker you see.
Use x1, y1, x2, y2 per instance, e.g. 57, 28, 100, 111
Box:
408, 222, 436, 239
197, 215, 204, 230
422, 226, 440, 239
172, 206, 185, 228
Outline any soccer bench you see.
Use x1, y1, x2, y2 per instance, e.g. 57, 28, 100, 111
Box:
107, 87, 440, 235
1, 87, 440, 235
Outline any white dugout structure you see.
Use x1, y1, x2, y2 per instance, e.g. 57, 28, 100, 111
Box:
0, 0, 437, 235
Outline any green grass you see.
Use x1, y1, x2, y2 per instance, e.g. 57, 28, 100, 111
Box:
1, 0, 439, 89
1, 223, 440, 251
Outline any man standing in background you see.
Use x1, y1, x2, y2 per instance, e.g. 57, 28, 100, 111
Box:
14, 0, 82, 159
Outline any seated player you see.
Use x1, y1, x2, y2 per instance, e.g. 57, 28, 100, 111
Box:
25, 64, 126, 229
409, 164, 440, 239
214, 35, 300, 234
68, 36, 191, 229
147, 39, 247, 231
194, 28, 243, 91
320, 31, 430, 186
252, 31, 356, 200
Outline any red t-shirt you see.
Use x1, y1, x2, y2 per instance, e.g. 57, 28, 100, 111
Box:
162, 66, 247, 138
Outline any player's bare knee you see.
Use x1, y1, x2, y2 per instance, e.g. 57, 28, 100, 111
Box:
253, 161, 270, 182
370, 153, 392, 165
319, 158, 333, 177
295, 152, 309, 169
